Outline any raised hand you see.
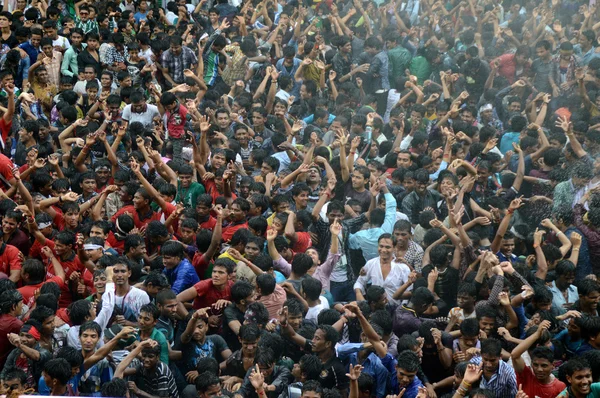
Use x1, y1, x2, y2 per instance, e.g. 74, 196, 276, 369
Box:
346, 364, 363, 381
462, 363, 483, 384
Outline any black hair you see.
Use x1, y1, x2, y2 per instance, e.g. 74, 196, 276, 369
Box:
292, 253, 314, 276
43, 358, 72, 385
396, 350, 420, 372
256, 273, 276, 296
301, 277, 322, 301
139, 303, 160, 320
481, 338, 502, 357
56, 346, 84, 368
213, 258, 236, 274
195, 372, 221, 393
460, 318, 480, 337
231, 280, 255, 303
79, 320, 102, 337
101, 378, 129, 397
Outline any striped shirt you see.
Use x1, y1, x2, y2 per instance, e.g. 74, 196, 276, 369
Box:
470, 356, 517, 398
130, 360, 179, 398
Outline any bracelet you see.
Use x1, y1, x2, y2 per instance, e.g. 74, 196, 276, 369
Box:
533, 243, 540, 249
461, 381, 472, 388
507, 208, 514, 215
556, 231, 563, 235
58, 196, 63, 203
573, 248, 580, 251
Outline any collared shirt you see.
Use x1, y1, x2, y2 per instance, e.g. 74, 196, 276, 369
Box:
349, 193, 396, 261
162, 46, 198, 84
336, 345, 389, 398
45, 50, 63, 87
163, 258, 200, 294
61, 43, 86, 77
550, 280, 578, 315
19, 41, 40, 64
354, 257, 411, 306
75, 17, 99, 34
470, 356, 517, 398
402, 240, 425, 273
311, 211, 368, 282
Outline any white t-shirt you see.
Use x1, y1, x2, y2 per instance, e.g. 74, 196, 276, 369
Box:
305, 296, 330, 323
122, 103, 160, 128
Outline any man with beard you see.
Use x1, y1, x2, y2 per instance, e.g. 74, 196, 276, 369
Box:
512, 320, 566, 398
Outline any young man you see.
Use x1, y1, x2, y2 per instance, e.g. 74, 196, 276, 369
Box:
470, 338, 517, 397
392, 287, 435, 337
177, 258, 235, 310
178, 307, 231, 376
511, 320, 566, 398
109, 161, 177, 228
175, 163, 206, 209
161, 241, 200, 294
77, 321, 135, 396
222, 198, 250, 242
41, 358, 74, 396
235, 349, 291, 398
114, 339, 179, 398
556, 358, 600, 397
223, 323, 261, 388
136, 303, 170, 365
280, 312, 349, 393
222, 280, 256, 351
112, 259, 151, 325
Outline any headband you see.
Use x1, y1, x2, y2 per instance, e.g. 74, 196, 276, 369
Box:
83, 244, 103, 251
479, 103, 493, 113
38, 222, 52, 229
21, 325, 41, 341
115, 218, 125, 235
510, 226, 525, 240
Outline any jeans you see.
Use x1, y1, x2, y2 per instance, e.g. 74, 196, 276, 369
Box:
330, 280, 356, 303
169, 137, 185, 160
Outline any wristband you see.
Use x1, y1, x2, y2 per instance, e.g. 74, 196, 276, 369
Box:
533, 243, 540, 249
507, 208, 514, 215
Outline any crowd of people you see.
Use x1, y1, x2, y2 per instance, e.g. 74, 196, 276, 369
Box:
1, 0, 600, 397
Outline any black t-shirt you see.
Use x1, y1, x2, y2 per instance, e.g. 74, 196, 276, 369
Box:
302, 341, 349, 391
421, 265, 459, 311
223, 304, 245, 351
1, 34, 18, 49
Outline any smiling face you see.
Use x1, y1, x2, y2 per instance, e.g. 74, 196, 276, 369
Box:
568, 368, 593, 396
378, 238, 394, 261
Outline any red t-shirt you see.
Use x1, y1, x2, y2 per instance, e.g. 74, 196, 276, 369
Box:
199, 216, 217, 231
0, 151, 14, 191
517, 365, 566, 398
292, 231, 312, 253
18, 275, 65, 308
0, 244, 22, 277
222, 222, 248, 242
0, 314, 23, 369
203, 179, 237, 203
166, 104, 188, 139
112, 203, 177, 229
192, 251, 211, 278
44, 239, 86, 308
106, 231, 125, 255
192, 279, 233, 309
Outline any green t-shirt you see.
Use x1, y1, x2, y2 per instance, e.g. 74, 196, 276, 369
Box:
175, 181, 205, 209
136, 328, 170, 365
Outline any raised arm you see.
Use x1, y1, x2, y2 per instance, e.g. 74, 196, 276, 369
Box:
490, 197, 523, 253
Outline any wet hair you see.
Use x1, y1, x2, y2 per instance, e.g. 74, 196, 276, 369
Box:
43, 358, 72, 385
396, 350, 420, 372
